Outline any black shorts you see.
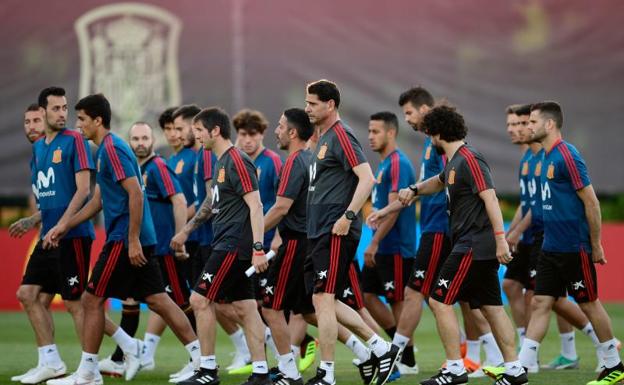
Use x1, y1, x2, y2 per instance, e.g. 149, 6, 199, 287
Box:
261, 234, 308, 311
362, 254, 414, 304
527, 232, 543, 291
193, 249, 254, 302
158, 254, 191, 307
87, 241, 162, 300
407, 232, 451, 296
429, 248, 502, 309
22, 237, 92, 300
183, 241, 201, 286
340, 262, 365, 310
305, 233, 359, 296
503, 241, 532, 287
534, 248, 597, 303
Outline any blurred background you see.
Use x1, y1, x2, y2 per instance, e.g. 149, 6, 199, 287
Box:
0, 0, 623, 308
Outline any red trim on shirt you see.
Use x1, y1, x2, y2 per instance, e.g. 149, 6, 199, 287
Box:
61, 130, 90, 170
558, 143, 584, 190
263, 148, 283, 175
104, 135, 126, 181
154, 157, 176, 197
277, 150, 300, 196
390, 152, 400, 192
459, 147, 487, 192
333, 123, 359, 168
230, 149, 253, 193
203, 150, 213, 181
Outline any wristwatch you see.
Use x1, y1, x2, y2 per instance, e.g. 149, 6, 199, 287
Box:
253, 242, 264, 252
344, 210, 357, 221
408, 183, 419, 195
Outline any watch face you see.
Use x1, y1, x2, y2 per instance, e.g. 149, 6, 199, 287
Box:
253, 242, 263, 251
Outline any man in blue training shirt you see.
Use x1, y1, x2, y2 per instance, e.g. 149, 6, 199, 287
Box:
363, 111, 418, 373
10, 88, 94, 384
519, 101, 624, 385
44, 94, 200, 385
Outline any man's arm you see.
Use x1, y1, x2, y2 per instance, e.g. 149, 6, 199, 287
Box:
364, 192, 400, 267
56, 170, 91, 227
9, 211, 41, 238
120, 177, 147, 267
186, 204, 196, 221
170, 193, 188, 236
243, 190, 268, 272
479, 188, 511, 264
506, 209, 532, 251
43, 185, 103, 248
332, 162, 375, 236
507, 205, 523, 234
171, 180, 213, 251
577, 184, 606, 264
264, 196, 294, 231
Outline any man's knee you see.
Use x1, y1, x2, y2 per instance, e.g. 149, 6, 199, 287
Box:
312, 292, 334, 311
530, 295, 555, 313
81, 292, 104, 310
232, 299, 257, 321
190, 292, 210, 312
17, 286, 39, 306
64, 299, 82, 314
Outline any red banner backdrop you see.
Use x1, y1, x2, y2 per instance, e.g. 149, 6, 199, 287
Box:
1, 224, 623, 310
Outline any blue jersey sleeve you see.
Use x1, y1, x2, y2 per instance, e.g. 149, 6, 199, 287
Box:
104, 142, 137, 183
72, 135, 95, 172
153, 158, 182, 198
559, 144, 591, 191
390, 155, 413, 193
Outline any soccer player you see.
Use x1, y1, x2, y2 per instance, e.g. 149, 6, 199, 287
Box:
363, 111, 418, 374
519, 101, 623, 385
171, 107, 271, 385
370, 105, 528, 385
9, 90, 94, 384
43, 93, 200, 385
260, 108, 314, 385
304, 79, 400, 385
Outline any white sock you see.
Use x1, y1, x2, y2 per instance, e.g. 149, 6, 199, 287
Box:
111, 327, 137, 355
143, 333, 161, 361
366, 334, 390, 358
517, 327, 526, 346
504, 360, 524, 377
391, 333, 410, 351
320, 361, 335, 383
346, 335, 371, 362
466, 340, 481, 364
445, 359, 465, 375
278, 353, 300, 379
252, 360, 269, 374
39, 344, 62, 367
291, 344, 300, 358
519, 338, 540, 368
560, 331, 577, 360
37, 346, 44, 367
200, 355, 217, 370
230, 328, 250, 356
480, 332, 504, 365
600, 338, 622, 369
185, 340, 201, 365
582, 323, 600, 347
460, 328, 467, 344
77, 352, 98, 378
265, 327, 280, 360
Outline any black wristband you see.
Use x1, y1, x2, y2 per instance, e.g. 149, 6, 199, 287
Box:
408, 184, 419, 195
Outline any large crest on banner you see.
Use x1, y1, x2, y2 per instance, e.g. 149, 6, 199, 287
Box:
75, 3, 182, 131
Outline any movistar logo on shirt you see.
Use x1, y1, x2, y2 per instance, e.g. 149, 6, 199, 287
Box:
33, 167, 57, 199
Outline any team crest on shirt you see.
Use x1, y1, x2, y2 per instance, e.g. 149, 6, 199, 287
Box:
217, 167, 225, 183
521, 161, 529, 175
52, 148, 62, 164
317, 143, 328, 160
534, 161, 542, 176
425, 146, 431, 160
547, 163, 555, 179
448, 168, 456, 185
175, 159, 184, 174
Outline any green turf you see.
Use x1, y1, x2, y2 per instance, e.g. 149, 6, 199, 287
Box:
1, 304, 623, 384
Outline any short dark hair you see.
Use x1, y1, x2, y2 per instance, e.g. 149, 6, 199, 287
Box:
398, 86, 434, 108
158, 107, 178, 129
193, 107, 232, 140
422, 105, 467, 142
283, 108, 314, 141
25, 103, 41, 113
531, 101, 563, 128
307, 79, 341, 108
370, 111, 399, 133
233, 109, 269, 134
172, 104, 201, 122
506, 103, 531, 116
75, 93, 111, 129
505, 104, 522, 114
38, 87, 66, 108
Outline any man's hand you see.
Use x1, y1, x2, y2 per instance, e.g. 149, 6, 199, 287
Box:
128, 238, 147, 267
592, 243, 607, 265
174, 244, 189, 261
170, 230, 189, 254
9, 217, 38, 238
270, 236, 282, 254
398, 187, 416, 206
252, 251, 268, 273
332, 215, 351, 236
364, 241, 378, 268
42, 223, 69, 249
506, 229, 521, 253
496, 237, 513, 265
366, 209, 387, 230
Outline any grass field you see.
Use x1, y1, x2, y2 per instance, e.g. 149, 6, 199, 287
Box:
2, 304, 623, 385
